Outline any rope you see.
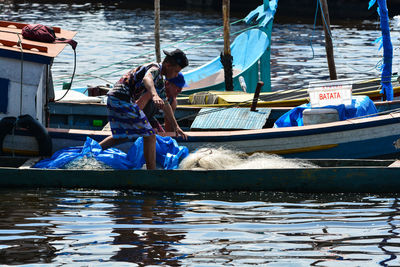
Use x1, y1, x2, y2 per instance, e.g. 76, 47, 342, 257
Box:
347, 107, 400, 121
16, 33, 24, 116
54, 18, 246, 86
306, 0, 390, 74
318, 0, 333, 39
55, 48, 77, 101
176, 74, 400, 122
55, 74, 114, 85
309, 0, 319, 60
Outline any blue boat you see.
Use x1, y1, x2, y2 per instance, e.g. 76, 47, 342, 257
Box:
182, 0, 277, 94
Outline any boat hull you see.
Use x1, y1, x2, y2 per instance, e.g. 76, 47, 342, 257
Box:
45, 112, 400, 159
0, 163, 399, 193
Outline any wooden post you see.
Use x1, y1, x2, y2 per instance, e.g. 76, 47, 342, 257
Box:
154, 0, 161, 63
222, 0, 231, 57
221, 0, 233, 91
250, 81, 264, 111
319, 0, 337, 80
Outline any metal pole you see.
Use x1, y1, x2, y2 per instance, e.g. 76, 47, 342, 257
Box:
319, 0, 337, 80
154, 0, 161, 63
221, 0, 233, 91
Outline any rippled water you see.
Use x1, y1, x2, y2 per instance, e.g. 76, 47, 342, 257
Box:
1, 1, 399, 91
2, 1, 400, 265
1, 189, 400, 266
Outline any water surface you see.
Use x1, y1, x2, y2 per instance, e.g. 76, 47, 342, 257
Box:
1, 1, 398, 91
1, 190, 400, 266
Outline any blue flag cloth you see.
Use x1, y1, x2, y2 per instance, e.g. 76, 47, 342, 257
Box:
274, 95, 377, 128
244, 0, 278, 28
34, 135, 189, 170
369, 0, 393, 101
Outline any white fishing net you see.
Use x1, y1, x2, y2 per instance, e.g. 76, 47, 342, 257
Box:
178, 147, 318, 170
64, 156, 113, 170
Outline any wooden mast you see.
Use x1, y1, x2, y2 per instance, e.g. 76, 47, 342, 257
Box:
319, 0, 337, 80
221, 0, 233, 91
154, 0, 161, 62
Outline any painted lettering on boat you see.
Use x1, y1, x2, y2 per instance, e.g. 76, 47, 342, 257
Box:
319, 91, 341, 100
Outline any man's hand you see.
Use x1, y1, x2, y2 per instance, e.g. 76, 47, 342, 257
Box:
174, 126, 187, 140
152, 94, 164, 109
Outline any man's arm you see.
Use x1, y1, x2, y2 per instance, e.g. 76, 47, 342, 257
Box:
136, 91, 152, 110
163, 102, 187, 139
142, 70, 164, 109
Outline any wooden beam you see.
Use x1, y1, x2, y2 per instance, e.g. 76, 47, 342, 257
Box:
0, 21, 61, 33
0, 39, 48, 53
319, 0, 337, 80
154, 0, 161, 63
222, 0, 233, 91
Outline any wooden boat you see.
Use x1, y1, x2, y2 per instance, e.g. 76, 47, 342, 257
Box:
178, 76, 400, 107
1, 13, 400, 160
2, 155, 400, 193
39, 109, 400, 159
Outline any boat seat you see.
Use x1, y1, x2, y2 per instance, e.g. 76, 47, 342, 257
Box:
191, 107, 271, 130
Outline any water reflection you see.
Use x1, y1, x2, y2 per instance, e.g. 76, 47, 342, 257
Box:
1, 190, 400, 265
378, 198, 400, 266
0, 191, 57, 264
109, 194, 186, 265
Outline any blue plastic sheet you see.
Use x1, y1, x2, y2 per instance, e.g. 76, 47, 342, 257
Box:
34, 135, 189, 170
369, 0, 393, 100
274, 95, 378, 128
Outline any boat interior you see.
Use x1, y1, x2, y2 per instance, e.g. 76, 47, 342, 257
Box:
0, 155, 398, 169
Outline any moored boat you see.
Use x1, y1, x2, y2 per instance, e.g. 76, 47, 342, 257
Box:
1, 155, 400, 193
42, 109, 400, 159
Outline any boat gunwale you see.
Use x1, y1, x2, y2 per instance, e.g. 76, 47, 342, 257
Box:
46, 111, 400, 142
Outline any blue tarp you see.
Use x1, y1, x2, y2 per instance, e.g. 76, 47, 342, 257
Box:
274, 95, 378, 128
34, 135, 189, 170
369, 0, 393, 100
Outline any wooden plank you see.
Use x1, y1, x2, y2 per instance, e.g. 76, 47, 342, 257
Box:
0, 21, 60, 33
191, 107, 271, 130
388, 160, 400, 168
0, 39, 48, 53
0, 20, 76, 58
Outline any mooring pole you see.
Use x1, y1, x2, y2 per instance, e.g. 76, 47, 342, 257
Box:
154, 0, 161, 62
221, 0, 233, 91
319, 0, 337, 80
